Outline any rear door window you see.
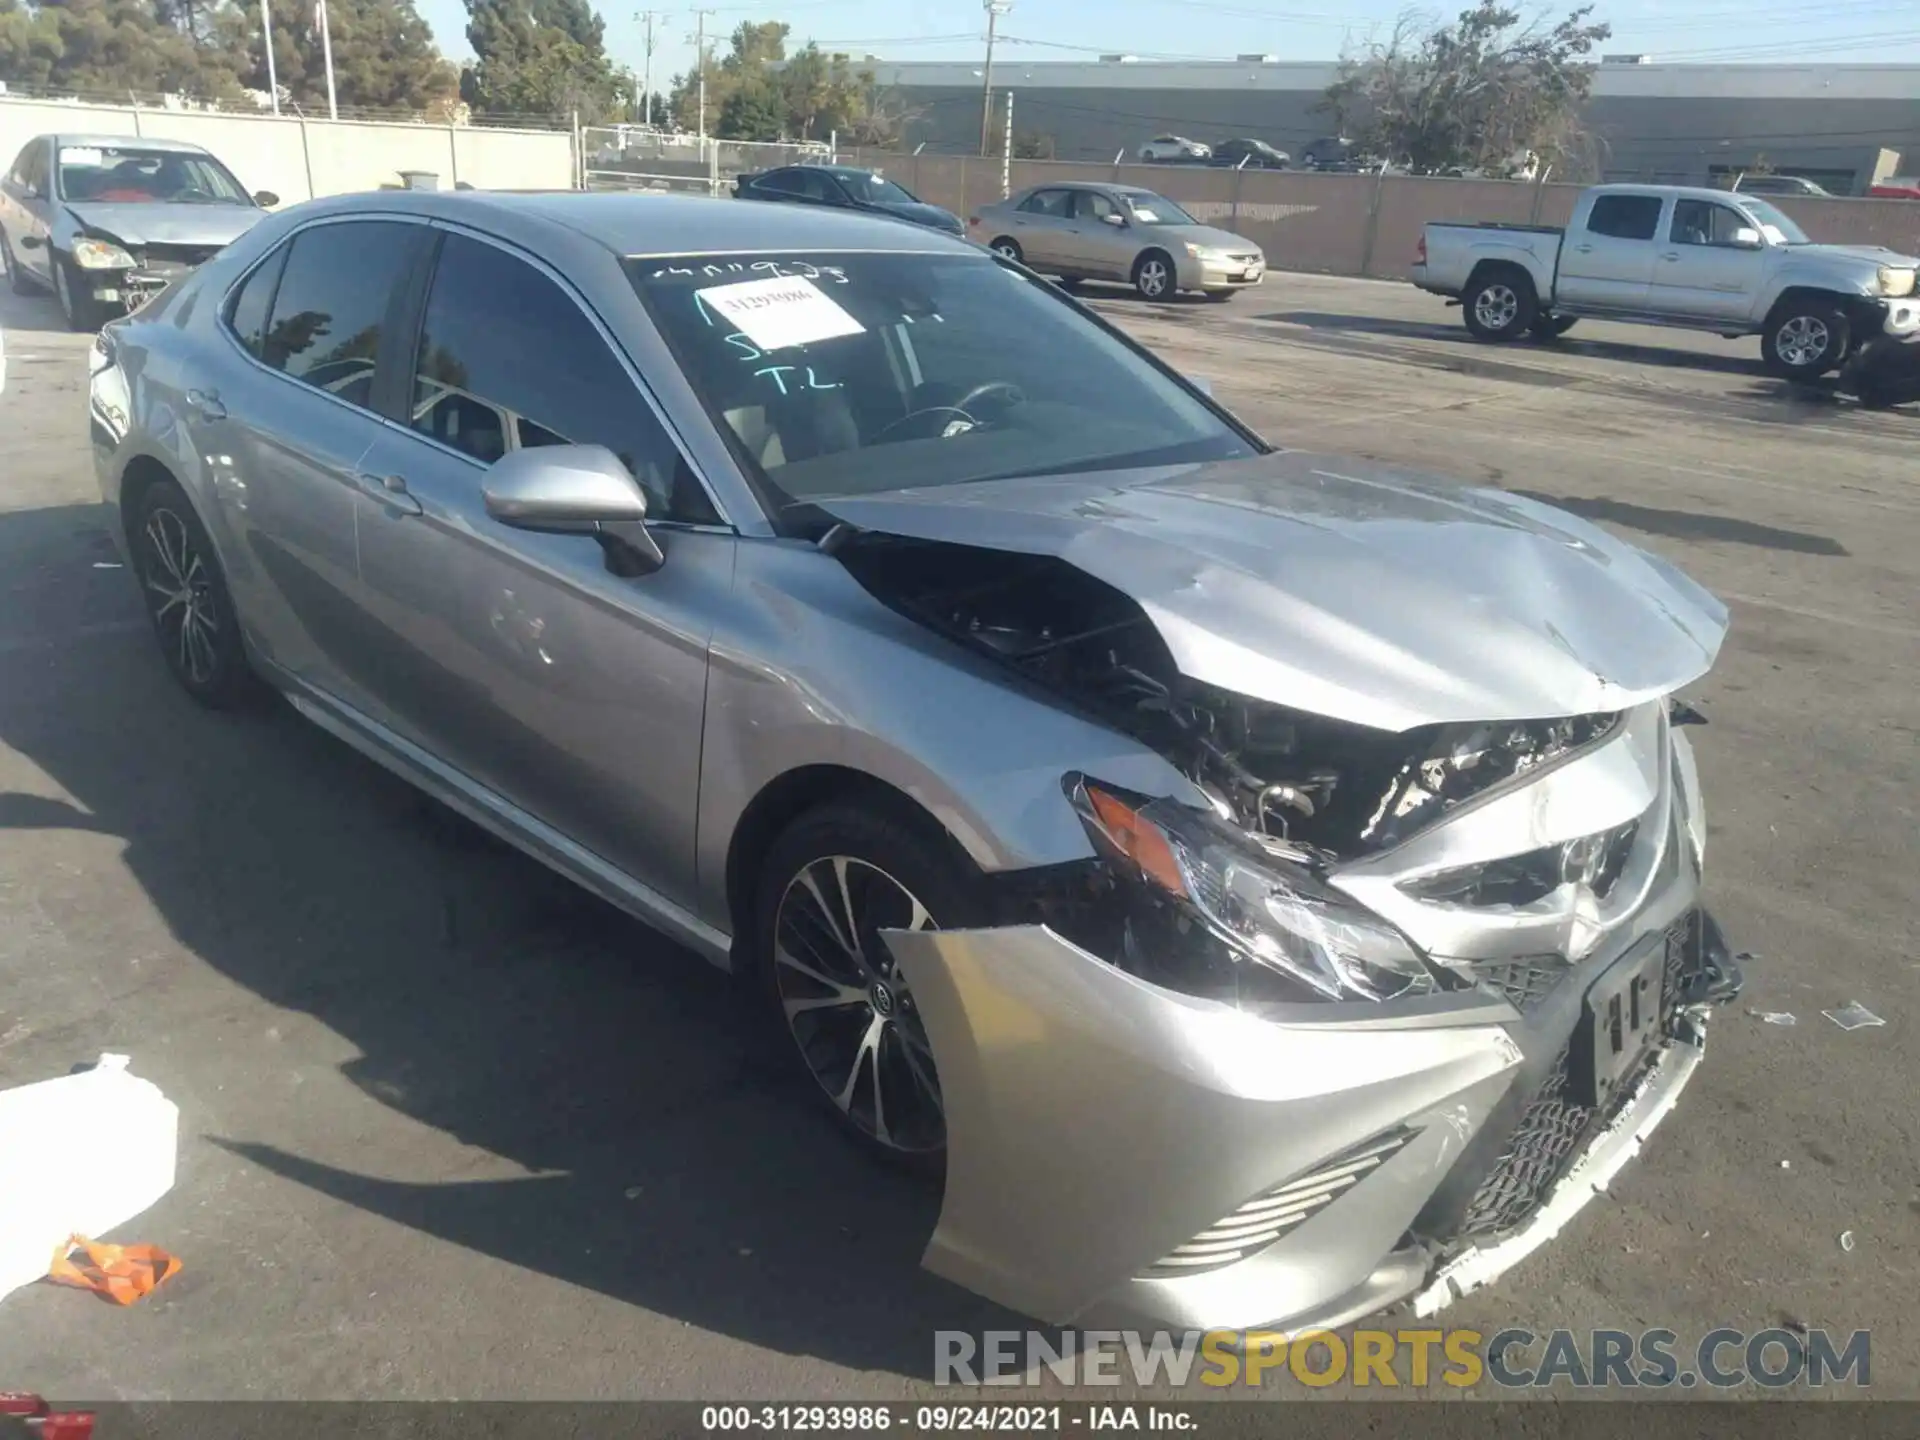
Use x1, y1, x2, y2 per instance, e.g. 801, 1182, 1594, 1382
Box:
1018, 189, 1071, 218
1585, 194, 1664, 241
259, 220, 424, 411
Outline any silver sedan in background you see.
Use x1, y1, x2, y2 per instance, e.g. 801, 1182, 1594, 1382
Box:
91, 190, 1740, 1333
971, 182, 1266, 300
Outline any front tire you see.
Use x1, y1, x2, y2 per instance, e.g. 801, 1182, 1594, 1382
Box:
1462, 268, 1536, 341
1764, 299, 1849, 380
54, 257, 109, 332
988, 237, 1023, 264
2, 231, 39, 295
131, 479, 257, 708
1133, 249, 1176, 300
749, 801, 989, 1173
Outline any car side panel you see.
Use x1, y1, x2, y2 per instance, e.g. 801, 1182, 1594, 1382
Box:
692, 538, 1202, 935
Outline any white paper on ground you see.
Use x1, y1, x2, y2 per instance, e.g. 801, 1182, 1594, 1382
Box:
698, 275, 865, 352
0, 1053, 180, 1303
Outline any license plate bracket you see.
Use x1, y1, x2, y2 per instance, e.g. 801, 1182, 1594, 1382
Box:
1571, 939, 1666, 1108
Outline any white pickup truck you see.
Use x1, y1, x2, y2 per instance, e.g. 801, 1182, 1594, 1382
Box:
1410, 183, 1920, 379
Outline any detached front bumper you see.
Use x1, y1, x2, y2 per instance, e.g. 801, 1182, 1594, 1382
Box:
886, 908, 1739, 1331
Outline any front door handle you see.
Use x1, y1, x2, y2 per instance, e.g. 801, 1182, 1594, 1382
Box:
184, 388, 226, 420
1659, 252, 1681, 262
356, 470, 423, 516
1572, 243, 1594, 254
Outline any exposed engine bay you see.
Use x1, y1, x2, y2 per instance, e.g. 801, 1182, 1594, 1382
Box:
834, 530, 1639, 1008
835, 532, 1616, 858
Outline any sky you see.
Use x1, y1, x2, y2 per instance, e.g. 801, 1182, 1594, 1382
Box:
412, 0, 1920, 88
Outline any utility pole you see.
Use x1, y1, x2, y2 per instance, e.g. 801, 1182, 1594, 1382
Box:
979, 0, 1011, 157
316, 0, 337, 121
260, 0, 279, 114
635, 9, 668, 128
1001, 89, 1013, 197
690, 8, 717, 140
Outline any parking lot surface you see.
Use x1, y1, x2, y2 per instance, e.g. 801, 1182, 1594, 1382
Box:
0, 271, 1915, 1399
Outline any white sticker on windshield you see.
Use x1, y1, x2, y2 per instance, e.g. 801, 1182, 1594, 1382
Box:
698, 274, 864, 352
60, 147, 106, 167
1130, 208, 1160, 222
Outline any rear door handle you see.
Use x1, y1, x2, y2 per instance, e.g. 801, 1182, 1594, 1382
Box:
356, 470, 423, 516
1573, 243, 1594, 254
1659, 252, 1680, 262
184, 388, 226, 420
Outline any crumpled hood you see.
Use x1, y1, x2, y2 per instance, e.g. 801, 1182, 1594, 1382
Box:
62, 202, 264, 249
817, 452, 1729, 732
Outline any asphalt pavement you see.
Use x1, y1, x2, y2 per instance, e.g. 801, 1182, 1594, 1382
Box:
0, 270, 1914, 1400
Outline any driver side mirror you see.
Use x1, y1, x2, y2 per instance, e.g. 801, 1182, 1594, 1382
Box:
1101, 212, 1127, 227
1729, 226, 1764, 249
253, 190, 280, 208
482, 444, 665, 577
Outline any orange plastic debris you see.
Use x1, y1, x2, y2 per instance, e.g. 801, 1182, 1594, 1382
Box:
45, 1235, 181, 1306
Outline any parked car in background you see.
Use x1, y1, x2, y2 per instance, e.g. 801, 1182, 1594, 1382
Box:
734, 163, 963, 236
1728, 173, 1831, 198
0, 133, 278, 330
90, 187, 1743, 1334
1412, 183, 1920, 377
1137, 135, 1211, 162
1209, 138, 1290, 170
973, 182, 1264, 300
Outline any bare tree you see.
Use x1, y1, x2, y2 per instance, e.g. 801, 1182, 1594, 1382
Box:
1320, 2, 1611, 175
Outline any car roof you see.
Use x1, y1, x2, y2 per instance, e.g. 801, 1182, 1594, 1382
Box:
287, 188, 974, 259
1586, 182, 1771, 205
48, 133, 213, 156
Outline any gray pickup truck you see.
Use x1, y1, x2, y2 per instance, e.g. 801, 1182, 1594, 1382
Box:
1411, 183, 1920, 379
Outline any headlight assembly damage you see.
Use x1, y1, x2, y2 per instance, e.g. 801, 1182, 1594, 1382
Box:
1063, 774, 1438, 1003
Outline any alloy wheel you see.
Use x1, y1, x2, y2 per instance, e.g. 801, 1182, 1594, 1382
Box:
1474, 283, 1520, 332
141, 505, 221, 687
1138, 257, 1171, 298
772, 855, 945, 1155
991, 241, 1020, 261
1776, 314, 1830, 369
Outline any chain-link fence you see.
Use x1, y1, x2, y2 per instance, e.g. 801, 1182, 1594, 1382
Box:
581, 127, 835, 197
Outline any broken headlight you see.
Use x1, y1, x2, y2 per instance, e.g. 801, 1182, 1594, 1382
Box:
1066, 775, 1436, 1002
1404, 819, 1640, 910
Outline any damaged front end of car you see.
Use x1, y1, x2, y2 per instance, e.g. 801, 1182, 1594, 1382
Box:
822, 462, 1743, 1330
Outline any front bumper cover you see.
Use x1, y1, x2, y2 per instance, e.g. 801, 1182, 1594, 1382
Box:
884, 903, 1740, 1332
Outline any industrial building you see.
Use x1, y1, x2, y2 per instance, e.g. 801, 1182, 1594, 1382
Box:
868, 58, 1920, 195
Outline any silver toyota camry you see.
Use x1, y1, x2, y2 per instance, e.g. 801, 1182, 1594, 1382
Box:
90, 189, 1742, 1334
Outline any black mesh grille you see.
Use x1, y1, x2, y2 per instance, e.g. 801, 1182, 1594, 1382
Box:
1469, 955, 1571, 1012
1455, 912, 1700, 1240
138, 243, 221, 270
1456, 1050, 1595, 1237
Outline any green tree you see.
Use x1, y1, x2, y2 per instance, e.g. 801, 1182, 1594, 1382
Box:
669, 23, 898, 143
1320, 2, 1610, 175
462, 0, 620, 120
6, 0, 244, 98
715, 76, 783, 141
221, 0, 452, 112
0, 0, 66, 90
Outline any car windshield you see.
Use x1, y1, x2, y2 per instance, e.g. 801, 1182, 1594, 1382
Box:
628, 251, 1254, 525
57, 144, 250, 204
840, 170, 915, 204
1119, 191, 1198, 226
1739, 197, 1810, 246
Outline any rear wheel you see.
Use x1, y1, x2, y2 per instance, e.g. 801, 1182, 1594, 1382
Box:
1763, 298, 1849, 380
1133, 249, 1175, 300
1462, 268, 1536, 341
988, 237, 1022, 264
131, 479, 257, 708
749, 800, 989, 1173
